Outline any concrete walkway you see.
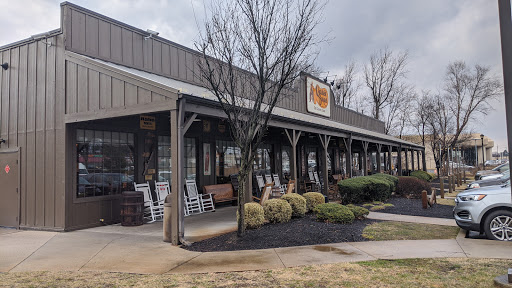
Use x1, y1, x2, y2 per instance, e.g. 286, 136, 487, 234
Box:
1, 210, 511, 275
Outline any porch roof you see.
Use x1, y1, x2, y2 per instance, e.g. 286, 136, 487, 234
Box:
86, 55, 424, 150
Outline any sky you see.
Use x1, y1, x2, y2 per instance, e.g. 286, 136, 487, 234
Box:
0, 0, 508, 152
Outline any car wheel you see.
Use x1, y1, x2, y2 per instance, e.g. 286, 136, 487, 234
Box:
483, 210, 512, 241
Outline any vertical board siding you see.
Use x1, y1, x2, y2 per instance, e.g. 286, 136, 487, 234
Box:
54, 34, 66, 228
77, 65, 88, 112
0, 35, 65, 229
85, 15, 99, 55
63, 6, 386, 133
35, 41, 47, 227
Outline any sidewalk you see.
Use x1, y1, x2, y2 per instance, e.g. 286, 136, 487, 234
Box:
1, 213, 511, 275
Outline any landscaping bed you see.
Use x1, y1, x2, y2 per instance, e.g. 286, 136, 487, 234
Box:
185, 214, 377, 252
376, 197, 454, 219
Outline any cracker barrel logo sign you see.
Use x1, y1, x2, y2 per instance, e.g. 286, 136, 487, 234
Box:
306, 77, 331, 117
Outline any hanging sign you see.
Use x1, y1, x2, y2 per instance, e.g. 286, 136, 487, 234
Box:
5, 165, 10, 174
306, 77, 331, 117
140, 115, 156, 130
203, 143, 211, 176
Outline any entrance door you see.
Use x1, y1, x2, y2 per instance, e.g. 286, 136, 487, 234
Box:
0, 151, 19, 228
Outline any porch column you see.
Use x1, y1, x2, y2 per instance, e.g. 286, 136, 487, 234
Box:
343, 136, 353, 178
387, 145, 393, 173
376, 144, 382, 173
422, 149, 427, 172
411, 149, 415, 171
404, 148, 409, 174
318, 134, 331, 196
362, 141, 369, 176
417, 150, 421, 171
397, 146, 403, 176
285, 129, 301, 193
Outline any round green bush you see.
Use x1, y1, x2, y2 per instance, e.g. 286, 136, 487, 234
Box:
346, 204, 370, 220
303, 192, 325, 212
370, 173, 399, 192
281, 193, 307, 217
313, 203, 355, 224
338, 176, 391, 204
410, 170, 433, 182
396, 176, 432, 199
262, 199, 292, 223
237, 202, 265, 229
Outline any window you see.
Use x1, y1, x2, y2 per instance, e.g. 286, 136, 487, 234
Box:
253, 144, 272, 174
158, 136, 172, 184
282, 146, 291, 176
185, 138, 196, 180
216, 140, 241, 176
77, 129, 135, 198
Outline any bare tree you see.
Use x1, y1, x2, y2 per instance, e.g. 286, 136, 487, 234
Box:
364, 48, 409, 121
333, 60, 359, 108
444, 61, 503, 148
411, 91, 434, 147
383, 84, 415, 135
196, 0, 324, 236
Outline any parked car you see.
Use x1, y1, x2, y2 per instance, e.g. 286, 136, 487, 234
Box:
454, 180, 512, 240
474, 162, 509, 180
466, 170, 510, 189
83, 173, 134, 195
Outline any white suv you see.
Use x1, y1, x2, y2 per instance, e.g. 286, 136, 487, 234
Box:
454, 181, 512, 241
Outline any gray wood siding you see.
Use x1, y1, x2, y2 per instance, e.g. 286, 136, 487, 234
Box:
64, 57, 174, 117
0, 35, 66, 230
62, 3, 385, 134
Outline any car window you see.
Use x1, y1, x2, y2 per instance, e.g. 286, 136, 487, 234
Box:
499, 165, 509, 173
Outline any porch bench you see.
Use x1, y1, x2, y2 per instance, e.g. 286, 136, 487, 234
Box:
203, 184, 238, 206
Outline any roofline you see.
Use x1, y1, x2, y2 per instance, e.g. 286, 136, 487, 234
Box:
0, 28, 62, 52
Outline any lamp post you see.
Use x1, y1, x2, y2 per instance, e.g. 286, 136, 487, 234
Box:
473, 139, 479, 167
480, 134, 485, 170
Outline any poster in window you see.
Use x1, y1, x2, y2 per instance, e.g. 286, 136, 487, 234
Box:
203, 143, 211, 176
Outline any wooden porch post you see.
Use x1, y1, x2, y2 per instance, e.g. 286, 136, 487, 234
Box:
417, 150, 421, 171
285, 129, 301, 193
388, 145, 393, 173
343, 136, 353, 178
397, 146, 403, 176
362, 141, 369, 176
411, 149, 415, 171
404, 148, 409, 174
318, 134, 331, 196
376, 144, 382, 173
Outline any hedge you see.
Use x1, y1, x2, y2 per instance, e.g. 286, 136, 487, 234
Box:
338, 176, 392, 204
410, 170, 433, 182
369, 173, 399, 192
395, 176, 432, 199
281, 193, 307, 217
262, 199, 292, 223
303, 192, 325, 212
313, 203, 355, 224
237, 203, 265, 229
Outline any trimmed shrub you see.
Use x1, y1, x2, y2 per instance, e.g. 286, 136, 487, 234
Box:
303, 192, 325, 212
410, 170, 433, 182
281, 193, 307, 217
262, 199, 292, 223
237, 202, 265, 229
313, 203, 355, 224
370, 173, 399, 192
395, 176, 432, 199
346, 204, 370, 220
338, 176, 391, 204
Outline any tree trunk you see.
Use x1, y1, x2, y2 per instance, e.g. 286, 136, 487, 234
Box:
237, 159, 248, 237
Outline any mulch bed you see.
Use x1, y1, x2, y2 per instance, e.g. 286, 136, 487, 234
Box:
185, 214, 377, 252
376, 197, 454, 219
185, 197, 455, 252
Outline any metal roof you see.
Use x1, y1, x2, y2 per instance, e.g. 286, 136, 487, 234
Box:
88, 55, 424, 150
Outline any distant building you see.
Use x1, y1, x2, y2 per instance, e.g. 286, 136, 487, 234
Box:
402, 133, 494, 173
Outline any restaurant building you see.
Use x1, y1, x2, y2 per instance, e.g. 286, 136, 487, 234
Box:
0, 3, 424, 243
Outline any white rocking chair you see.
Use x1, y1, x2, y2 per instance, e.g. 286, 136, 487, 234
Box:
264, 174, 273, 185
135, 182, 163, 223
154, 181, 171, 206
313, 171, 322, 191
272, 173, 285, 195
185, 180, 215, 214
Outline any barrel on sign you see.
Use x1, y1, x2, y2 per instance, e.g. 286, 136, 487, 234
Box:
120, 191, 144, 226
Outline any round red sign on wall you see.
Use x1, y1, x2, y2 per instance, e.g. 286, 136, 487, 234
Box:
5, 165, 10, 174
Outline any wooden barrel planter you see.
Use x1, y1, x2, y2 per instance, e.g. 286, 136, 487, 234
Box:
120, 191, 144, 226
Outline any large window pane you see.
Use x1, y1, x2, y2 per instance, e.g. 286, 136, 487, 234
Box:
77, 129, 135, 198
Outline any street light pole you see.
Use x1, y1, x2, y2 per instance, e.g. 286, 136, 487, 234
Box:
481, 134, 485, 170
